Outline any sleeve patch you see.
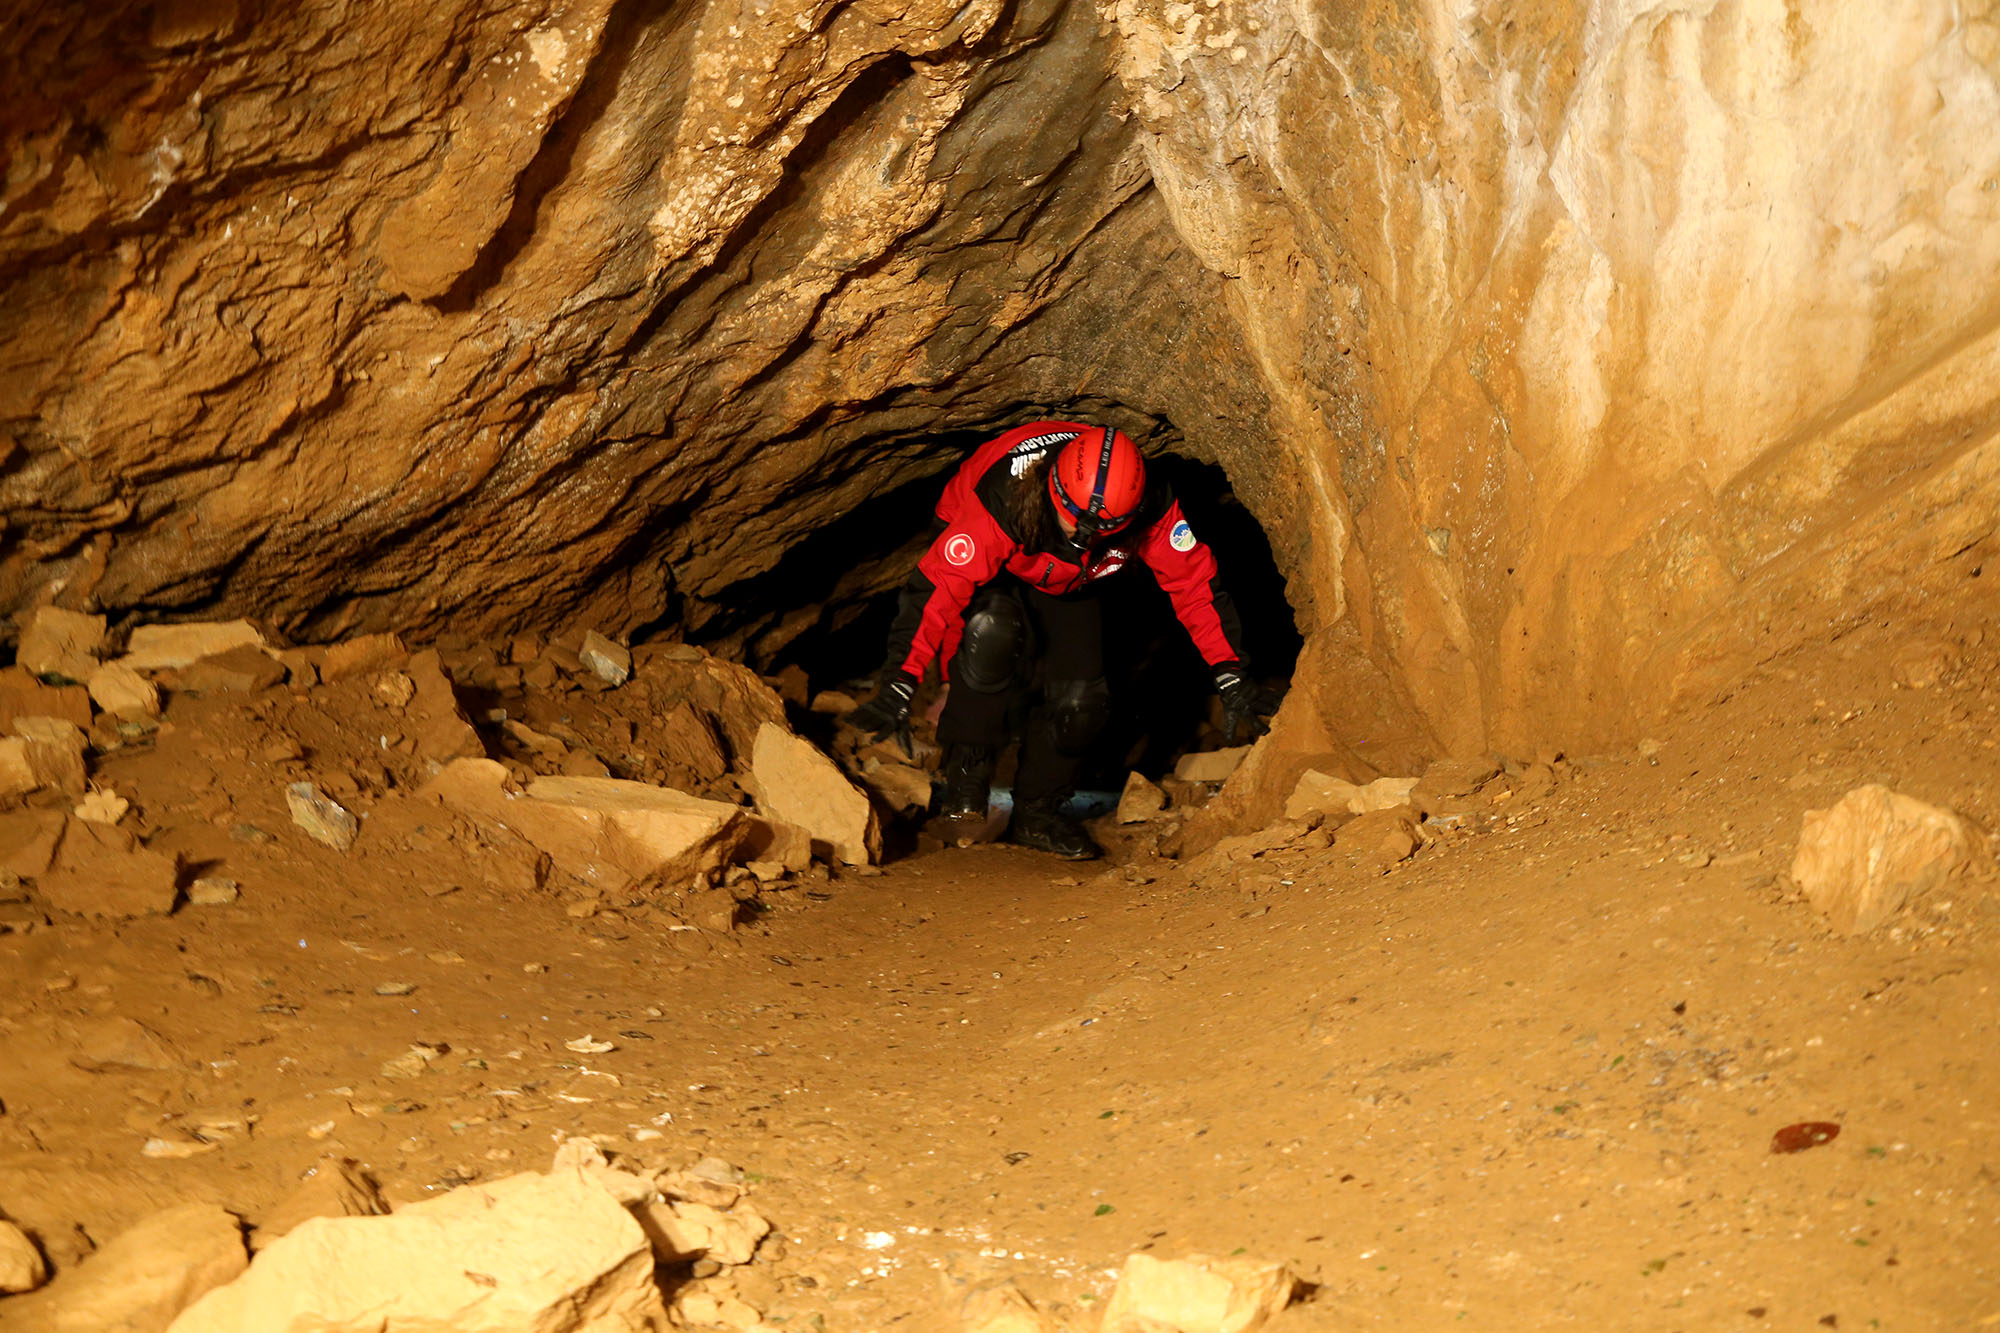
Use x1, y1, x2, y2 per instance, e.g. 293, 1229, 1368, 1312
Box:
944, 532, 978, 566
1169, 520, 1197, 552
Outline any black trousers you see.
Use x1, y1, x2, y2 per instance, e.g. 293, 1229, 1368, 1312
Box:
937, 577, 1111, 808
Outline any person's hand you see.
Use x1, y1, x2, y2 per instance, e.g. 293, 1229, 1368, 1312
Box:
1213, 664, 1269, 745
850, 671, 918, 755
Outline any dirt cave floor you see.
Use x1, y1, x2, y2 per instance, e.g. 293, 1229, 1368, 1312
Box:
3, 614, 1999, 1332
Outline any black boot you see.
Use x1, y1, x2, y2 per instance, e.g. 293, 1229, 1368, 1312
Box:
1007, 798, 1100, 860
930, 744, 996, 842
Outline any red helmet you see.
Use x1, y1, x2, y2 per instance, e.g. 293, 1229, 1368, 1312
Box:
1047, 426, 1145, 542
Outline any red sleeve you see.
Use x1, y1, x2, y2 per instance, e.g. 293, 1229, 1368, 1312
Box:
896, 502, 1015, 682
1136, 500, 1238, 668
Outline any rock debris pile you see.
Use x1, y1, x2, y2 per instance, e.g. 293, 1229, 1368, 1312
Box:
0, 607, 896, 940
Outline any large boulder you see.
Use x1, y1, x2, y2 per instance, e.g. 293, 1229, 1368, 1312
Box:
0, 1204, 245, 1333
1100, 1252, 1297, 1333
750, 723, 879, 866
15, 608, 105, 682
1791, 784, 1973, 933
166, 1170, 669, 1333
424, 759, 747, 890
118, 622, 267, 673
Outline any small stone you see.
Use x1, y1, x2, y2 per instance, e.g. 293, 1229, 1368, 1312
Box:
1636, 738, 1663, 763
0, 1218, 49, 1294
856, 758, 933, 814
188, 877, 241, 906
263, 736, 304, 763
379, 1043, 445, 1078
1889, 635, 1957, 689
808, 689, 858, 715
1333, 808, 1422, 865
564, 1035, 616, 1054
1792, 785, 1972, 933
1115, 772, 1168, 823
1101, 1252, 1298, 1333
287, 782, 359, 852
373, 981, 416, 996
69, 1016, 185, 1072
1174, 746, 1249, 784
371, 671, 416, 708
142, 1136, 222, 1159
578, 630, 631, 687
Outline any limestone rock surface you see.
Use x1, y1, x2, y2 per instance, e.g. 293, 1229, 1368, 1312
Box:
1100, 1252, 1297, 1333
0, 1203, 245, 1333
751, 724, 880, 866
2, 0, 1997, 843
1791, 785, 1972, 933
0, 1220, 46, 1295
166, 1170, 669, 1333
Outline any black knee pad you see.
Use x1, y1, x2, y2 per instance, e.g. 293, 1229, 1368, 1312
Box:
953, 591, 1027, 694
1043, 676, 1110, 754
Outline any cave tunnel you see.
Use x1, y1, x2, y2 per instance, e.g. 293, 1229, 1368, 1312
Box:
2, 0, 1999, 1327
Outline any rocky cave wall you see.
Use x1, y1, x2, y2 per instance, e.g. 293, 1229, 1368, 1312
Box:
5, 0, 1999, 778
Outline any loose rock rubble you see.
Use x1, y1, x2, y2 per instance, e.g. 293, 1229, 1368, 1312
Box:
0, 619, 894, 942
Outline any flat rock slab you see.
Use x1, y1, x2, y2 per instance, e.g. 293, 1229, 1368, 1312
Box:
119, 621, 266, 673
0, 668, 93, 730
16, 607, 105, 682
1285, 770, 1418, 821
88, 661, 162, 717
1174, 746, 1250, 784
424, 760, 746, 889
751, 723, 879, 866
1792, 783, 1972, 933
318, 632, 410, 682
38, 819, 181, 918
178, 646, 286, 694
67, 1015, 187, 1072
0, 1203, 244, 1333
167, 1170, 668, 1333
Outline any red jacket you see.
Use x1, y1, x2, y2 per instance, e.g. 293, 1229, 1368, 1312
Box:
886, 421, 1246, 682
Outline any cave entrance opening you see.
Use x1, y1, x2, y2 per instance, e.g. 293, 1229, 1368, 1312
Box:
750, 452, 1301, 789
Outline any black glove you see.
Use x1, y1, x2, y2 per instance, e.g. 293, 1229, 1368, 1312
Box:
1213, 664, 1268, 745
850, 671, 918, 755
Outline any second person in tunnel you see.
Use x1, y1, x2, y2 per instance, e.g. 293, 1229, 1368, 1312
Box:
849, 419, 1268, 860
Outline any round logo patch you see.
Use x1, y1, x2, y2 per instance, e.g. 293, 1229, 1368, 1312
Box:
944, 532, 977, 566
1169, 520, 1197, 553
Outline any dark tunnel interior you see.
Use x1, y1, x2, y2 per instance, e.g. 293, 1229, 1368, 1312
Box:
747, 450, 1304, 790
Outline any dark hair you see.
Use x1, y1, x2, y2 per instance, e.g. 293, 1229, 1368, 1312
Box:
1001, 454, 1060, 552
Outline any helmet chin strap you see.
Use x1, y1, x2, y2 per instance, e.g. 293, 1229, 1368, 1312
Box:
1068, 425, 1118, 553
